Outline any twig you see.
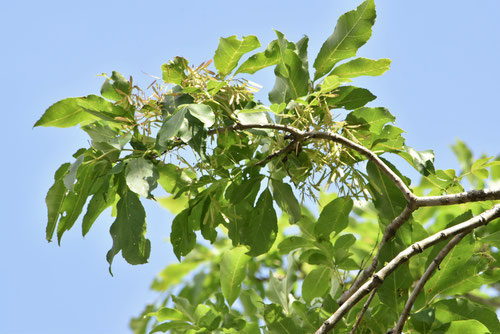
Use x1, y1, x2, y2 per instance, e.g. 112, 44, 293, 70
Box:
350, 289, 378, 334
338, 205, 416, 305
315, 204, 500, 334
391, 231, 468, 334
255, 140, 299, 167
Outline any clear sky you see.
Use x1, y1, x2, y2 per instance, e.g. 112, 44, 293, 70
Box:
2, 1, 500, 333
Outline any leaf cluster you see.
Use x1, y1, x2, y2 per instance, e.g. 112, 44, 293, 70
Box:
37, 0, 500, 333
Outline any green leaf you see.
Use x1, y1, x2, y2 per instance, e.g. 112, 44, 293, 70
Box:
161, 56, 188, 85
214, 35, 261, 77
264, 304, 306, 334
100, 71, 131, 101
330, 58, 391, 78
236, 39, 280, 74
270, 179, 301, 223
424, 212, 475, 301
82, 174, 115, 236
314, 197, 353, 239
150, 307, 189, 322
82, 122, 132, 161
160, 86, 194, 116
171, 209, 196, 260
125, 158, 159, 198
302, 267, 331, 303
150, 321, 193, 333
34, 97, 98, 128
278, 236, 313, 255
345, 107, 395, 134
399, 146, 436, 176
267, 273, 289, 313
156, 106, 189, 147
220, 246, 250, 306
451, 139, 473, 172
185, 104, 215, 127
45, 163, 70, 242
151, 260, 202, 291
157, 163, 194, 194
480, 231, 500, 247
333, 234, 356, 264
313, 0, 376, 80
442, 319, 490, 334
240, 189, 278, 256
434, 298, 500, 334
326, 85, 376, 110
106, 188, 151, 273
366, 159, 407, 224
269, 31, 310, 104
63, 154, 84, 191
57, 160, 111, 243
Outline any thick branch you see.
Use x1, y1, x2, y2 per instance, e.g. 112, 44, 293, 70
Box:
391, 231, 468, 334
315, 204, 500, 334
210, 123, 416, 203
416, 188, 500, 207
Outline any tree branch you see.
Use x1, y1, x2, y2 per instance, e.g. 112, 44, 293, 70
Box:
338, 205, 416, 305
315, 204, 500, 334
416, 188, 500, 207
350, 289, 378, 334
390, 231, 469, 334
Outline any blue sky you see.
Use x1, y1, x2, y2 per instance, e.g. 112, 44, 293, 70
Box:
2, 1, 500, 333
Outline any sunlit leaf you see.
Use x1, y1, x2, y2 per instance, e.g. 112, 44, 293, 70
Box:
161, 56, 188, 85
214, 35, 260, 77
220, 246, 250, 306
313, 0, 376, 80
330, 57, 391, 78
236, 39, 280, 74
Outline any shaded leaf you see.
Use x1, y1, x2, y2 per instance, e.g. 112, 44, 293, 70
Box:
269, 31, 309, 104
434, 298, 500, 334
270, 179, 301, 223
45, 163, 70, 242
57, 160, 111, 242
302, 267, 331, 303
264, 304, 306, 334
156, 107, 189, 147
100, 71, 131, 102
171, 209, 196, 260
240, 189, 278, 256
314, 197, 353, 239
106, 189, 151, 273
125, 158, 159, 198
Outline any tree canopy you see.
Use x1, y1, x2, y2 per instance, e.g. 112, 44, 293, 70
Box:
36, 1, 500, 333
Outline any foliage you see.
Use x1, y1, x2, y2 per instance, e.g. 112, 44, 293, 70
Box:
37, 1, 500, 333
